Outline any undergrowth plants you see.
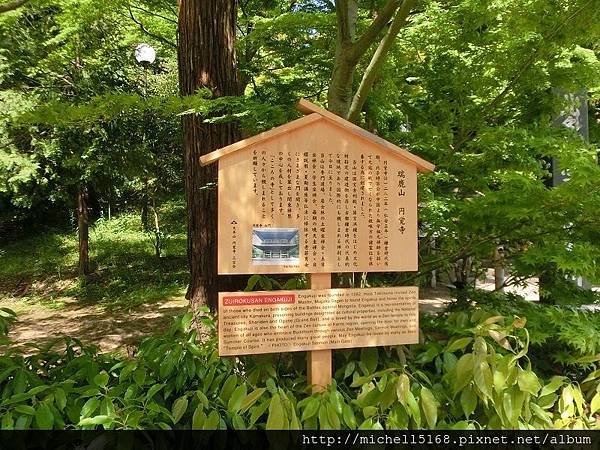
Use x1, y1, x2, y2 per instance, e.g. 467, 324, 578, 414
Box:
1, 303, 600, 430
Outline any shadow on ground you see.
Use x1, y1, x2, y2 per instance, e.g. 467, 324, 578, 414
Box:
3, 297, 188, 354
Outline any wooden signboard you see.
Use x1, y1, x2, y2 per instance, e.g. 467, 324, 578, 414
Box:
201, 100, 434, 275
200, 99, 434, 391
218, 286, 419, 356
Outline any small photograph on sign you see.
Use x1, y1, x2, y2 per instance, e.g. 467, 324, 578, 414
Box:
252, 228, 299, 266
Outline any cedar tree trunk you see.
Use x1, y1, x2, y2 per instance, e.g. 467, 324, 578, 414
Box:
178, 0, 244, 312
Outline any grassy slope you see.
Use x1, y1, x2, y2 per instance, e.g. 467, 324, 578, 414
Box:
0, 200, 188, 312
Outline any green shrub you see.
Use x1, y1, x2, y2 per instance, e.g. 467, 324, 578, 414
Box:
440, 290, 600, 372
1, 307, 599, 430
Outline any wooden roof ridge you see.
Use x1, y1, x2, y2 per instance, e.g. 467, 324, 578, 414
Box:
200, 99, 435, 173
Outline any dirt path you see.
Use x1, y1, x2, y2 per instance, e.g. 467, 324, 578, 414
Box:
1, 297, 188, 354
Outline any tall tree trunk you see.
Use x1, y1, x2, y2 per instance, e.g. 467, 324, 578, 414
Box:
178, 0, 243, 312
77, 186, 90, 278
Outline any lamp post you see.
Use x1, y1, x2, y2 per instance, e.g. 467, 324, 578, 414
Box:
134, 44, 157, 249
135, 43, 156, 98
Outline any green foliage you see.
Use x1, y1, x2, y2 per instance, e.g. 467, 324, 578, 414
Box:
0, 307, 16, 340
439, 290, 600, 371
2, 305, 600, 430
0, 201, 187, 310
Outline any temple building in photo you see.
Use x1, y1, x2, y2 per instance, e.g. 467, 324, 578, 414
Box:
252, 228, 300, 265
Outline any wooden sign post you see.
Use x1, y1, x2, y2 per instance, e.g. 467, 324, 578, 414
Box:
308, 273, 331, 392
201, 99, 434, 393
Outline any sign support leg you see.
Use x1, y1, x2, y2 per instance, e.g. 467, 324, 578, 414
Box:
308, 273, 332, 392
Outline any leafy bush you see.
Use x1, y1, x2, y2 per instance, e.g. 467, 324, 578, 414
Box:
441, 290, 600, 372
1, 307, 600, 430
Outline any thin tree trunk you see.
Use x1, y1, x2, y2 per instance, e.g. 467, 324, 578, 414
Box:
347, 0, 414, 122
494, 247, 505, 291
178, 0, 243, 312
327, 0, 403, 118
77, 186, 90, 278
152, 199, 161, 258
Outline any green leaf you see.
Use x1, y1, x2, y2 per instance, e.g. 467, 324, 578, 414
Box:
454, 354, 474, 392
133, 368, 146, 387
14, 405, 35, 415
232, 414, 246, 430
203, 410, 220, 430
420, 387, 438, 428
538, 393, 558, 410
79, 415, 112, 427
530, 403, 552, 425
145, 384, 165, 401
228, 384, 247, 414
118, 362, 136, 382
100, 397, 115, 417
196, 390, 209, 408
80, 398, 100, 419
396, 374, 410, 406
93, 371, 109, 388
34, 403, 54, 429
446, 337, 473, 353
192, 406, 206, 430
344, 362, 355, 379
159, 354, 176, 379
240, 388, 266, 413
27, 386, 49, 396
266, 394, 286, 430
220, 374, 237, 404
460, 386, 477, 418
591, 392, 600, 415
363, 406, 377, 418
360, 347, 378, 374
406, 391, 421, 428
493, 367, 507, 394
358, 418, 373, 430
1, 411, 14, 430
318, 404, 331, 429
54, 388, 67, 411
245, 274, 261, 291
250, 400, 270, 426
540, 376, 564, 397
329, 390, 343, 416
301, 397, 320, 422
517, 369, 541, 396
326, 403, 340, 429
474, 361, 493, 399
171, 396, 188, 424
342, 403, 356, 429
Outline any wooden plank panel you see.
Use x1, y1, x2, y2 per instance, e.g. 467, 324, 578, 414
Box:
217, 119, 418, 274
296, 99, 435, 173
199, 113, 322, 166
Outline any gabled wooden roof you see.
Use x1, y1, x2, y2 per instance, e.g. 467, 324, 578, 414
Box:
199, 99, 435, 173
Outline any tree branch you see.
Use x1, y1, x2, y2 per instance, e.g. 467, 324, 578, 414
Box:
129, 3, 177, 24
347, 0, 400, 62
127, 6, 176, 48
347, 0, 414, 122
0, 0, 28, 13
